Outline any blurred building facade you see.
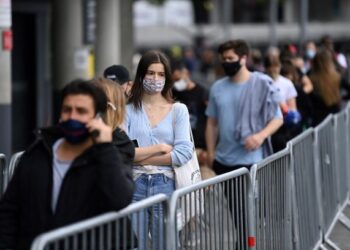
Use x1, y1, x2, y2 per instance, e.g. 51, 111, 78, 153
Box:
0, 0, 133, 157
0, 0, 349, 156
134, 0, 350, 49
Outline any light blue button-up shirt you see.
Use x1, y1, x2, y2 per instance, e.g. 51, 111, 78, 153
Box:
125, 103, 193, 172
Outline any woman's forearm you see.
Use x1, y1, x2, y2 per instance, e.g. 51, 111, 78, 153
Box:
136, 153, 172, 166
134, 144, 172, 162
134, 146, 161, 162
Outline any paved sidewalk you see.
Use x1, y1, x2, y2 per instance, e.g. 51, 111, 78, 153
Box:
328, 204, 350, 249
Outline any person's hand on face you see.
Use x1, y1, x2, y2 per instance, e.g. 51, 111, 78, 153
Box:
59, 94, 95, 144
60, 94, 113, 144
86, 117, 113, 143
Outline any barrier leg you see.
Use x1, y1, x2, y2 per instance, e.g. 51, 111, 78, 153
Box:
338, 213, 350, 230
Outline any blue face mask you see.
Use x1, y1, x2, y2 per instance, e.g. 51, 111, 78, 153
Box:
58, 119, 90, 144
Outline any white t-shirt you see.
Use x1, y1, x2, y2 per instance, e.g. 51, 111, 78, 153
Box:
273, 75, 298, 103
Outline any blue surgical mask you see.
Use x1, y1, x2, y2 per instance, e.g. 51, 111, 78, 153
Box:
58, 119, 90, 144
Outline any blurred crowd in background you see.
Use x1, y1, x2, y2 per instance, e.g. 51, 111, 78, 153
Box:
142, 34, 350, 165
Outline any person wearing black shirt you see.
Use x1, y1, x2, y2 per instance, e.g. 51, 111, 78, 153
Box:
0, 80, 134, 250
171, 60, 208, 165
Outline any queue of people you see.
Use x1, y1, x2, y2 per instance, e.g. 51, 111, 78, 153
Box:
0, 35, 349, 249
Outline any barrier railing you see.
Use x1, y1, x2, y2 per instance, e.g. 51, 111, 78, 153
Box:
333, 110, 349, 206
347, 103, 350, 192
287, 129, 322, 250
251, 148, 293, 250
314, 115, 338, 234
167, 168, 255, 250
320, 106, 350, 249
1, 151, 23, 194
8, 151, 23, 182
25, 104, 350, 250
0, 153, 6, 197
31, 194, 168, 250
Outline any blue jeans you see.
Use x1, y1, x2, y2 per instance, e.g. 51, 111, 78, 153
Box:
132, 174, 175, 250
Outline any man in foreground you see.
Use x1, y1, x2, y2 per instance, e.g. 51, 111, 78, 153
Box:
0, 80, 134, 250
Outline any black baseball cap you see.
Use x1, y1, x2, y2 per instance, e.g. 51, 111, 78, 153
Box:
103, 65, 130, 85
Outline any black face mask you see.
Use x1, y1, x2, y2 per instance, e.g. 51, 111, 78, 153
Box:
222, 60, 242, 77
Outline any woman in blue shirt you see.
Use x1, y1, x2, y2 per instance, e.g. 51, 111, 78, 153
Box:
125, 50, 193, 249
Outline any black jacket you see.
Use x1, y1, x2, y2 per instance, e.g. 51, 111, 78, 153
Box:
0, 127, 135, 250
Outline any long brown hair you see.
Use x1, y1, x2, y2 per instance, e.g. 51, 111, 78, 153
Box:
309, 49, 341, 106
128, 50, 173, 109
92, 77, 126, 130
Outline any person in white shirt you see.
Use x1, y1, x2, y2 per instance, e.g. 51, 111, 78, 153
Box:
265, 55, 301, 152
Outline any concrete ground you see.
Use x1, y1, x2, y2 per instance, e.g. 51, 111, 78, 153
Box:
325, 204, 350, 250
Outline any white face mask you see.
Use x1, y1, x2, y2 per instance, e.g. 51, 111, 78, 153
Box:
173, 79, 187, 91
306, 49, 316, 59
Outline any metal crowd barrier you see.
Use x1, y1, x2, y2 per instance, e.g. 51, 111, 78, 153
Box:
28, 103, 350, 250
250, 148, 293, 250
287, 129, 322, 250
333, 110, 349, 207
346, 103, 350, 194
337, 104, 350, 233
1, 151, 24, 194
167, 168, 255, 250
8, 151, 24, 181
320, 106, 350, 249
0, 153, 6, 197
31, 194, 168, 250
314, 116, 339, 234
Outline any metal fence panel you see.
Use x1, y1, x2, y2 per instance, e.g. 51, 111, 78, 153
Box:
8, 151, 24, 181
333, 110, 349, 206
0, 153, 6, 197
287, 129, 322, 250
251, 148, 293, 250
24, 102, 350, 250
315, 116, 339, 232
347, 103, 350, 192
31, 194, 168, 250
2, 151, 24, 194
167, 168, 255, 250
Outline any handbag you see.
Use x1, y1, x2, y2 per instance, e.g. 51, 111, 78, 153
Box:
172, 103, 202, 187
172, 103, 203, 230
173, 129, 202, 188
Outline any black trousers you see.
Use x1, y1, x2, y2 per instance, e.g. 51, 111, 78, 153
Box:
213, 160, 252, 175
